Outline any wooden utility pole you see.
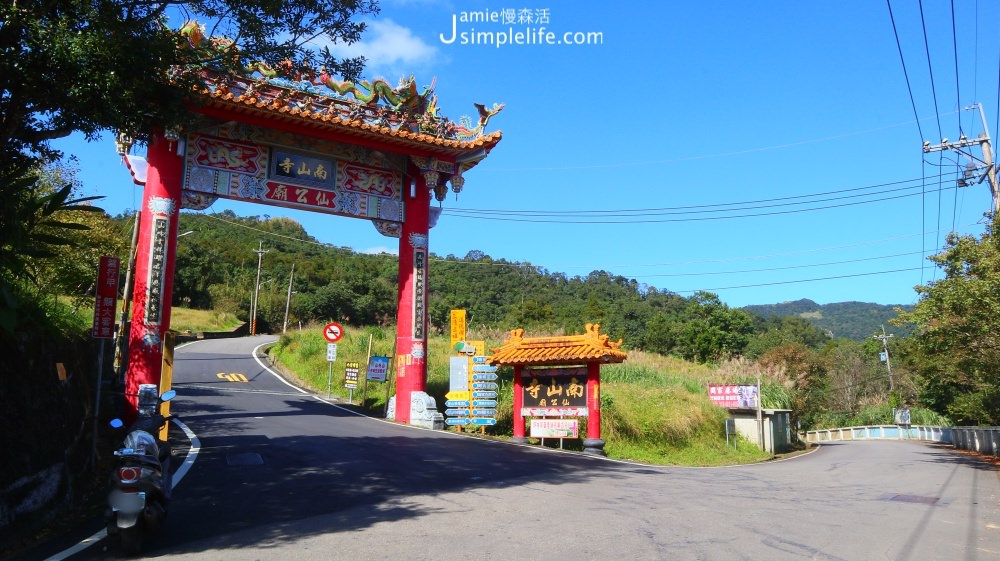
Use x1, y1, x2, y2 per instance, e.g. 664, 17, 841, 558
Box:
923, 103, 1000, 215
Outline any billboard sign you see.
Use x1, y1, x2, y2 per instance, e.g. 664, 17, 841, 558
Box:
708, 384, 759, 409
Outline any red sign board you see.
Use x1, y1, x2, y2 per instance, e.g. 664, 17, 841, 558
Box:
92, 256, 120, 339
323, 321, 344, 343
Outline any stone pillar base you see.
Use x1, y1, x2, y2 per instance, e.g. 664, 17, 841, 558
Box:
582, 438, 607, 456
387, 391, 443, 430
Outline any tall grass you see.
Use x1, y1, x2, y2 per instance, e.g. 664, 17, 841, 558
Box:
812, 404, 951, 429
267, 326, 775, 466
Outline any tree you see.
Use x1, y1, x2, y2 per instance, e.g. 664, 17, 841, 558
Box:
0, 161, 105, 334
894, 223, 1000, 424
1, 0, 377, 164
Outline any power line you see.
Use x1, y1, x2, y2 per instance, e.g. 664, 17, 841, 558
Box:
479, 117, 957, 173
443, 181, 961, 224
193, 212, 952, 296
951, 0, 963, 134
918, 0, 945, 141
446, 172, 959, 217
631, 251, 925, 279
669, 267, 924, 294
886, 0, 926, 142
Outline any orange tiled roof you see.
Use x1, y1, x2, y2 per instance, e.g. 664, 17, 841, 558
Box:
487, 323, 628, 366
189, 74, 502, 160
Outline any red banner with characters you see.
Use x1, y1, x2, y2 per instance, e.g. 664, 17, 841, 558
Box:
92, 256, 120, 339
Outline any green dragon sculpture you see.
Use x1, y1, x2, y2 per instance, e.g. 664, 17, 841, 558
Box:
177, 21, 501, 140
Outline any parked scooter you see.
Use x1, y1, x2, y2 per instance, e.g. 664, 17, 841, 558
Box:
106, 384, 176, 555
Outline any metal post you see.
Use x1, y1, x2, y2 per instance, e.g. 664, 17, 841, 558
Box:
874, 326, 895, 391
251, 241, 267, 335
327, 361, 333, 399
92, 341, 105, 459
113, 211, 141, 385
282, 263, 294, 334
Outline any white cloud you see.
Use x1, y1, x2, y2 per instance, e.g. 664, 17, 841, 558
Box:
360, 246, 399, 256
320, 19, 437, 79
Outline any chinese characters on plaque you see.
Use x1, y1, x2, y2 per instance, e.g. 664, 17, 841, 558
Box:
520, 367, 588, 417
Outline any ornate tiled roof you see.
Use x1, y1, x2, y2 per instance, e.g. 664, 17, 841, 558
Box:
189, 70, 502, 160
487, 324, 628, 366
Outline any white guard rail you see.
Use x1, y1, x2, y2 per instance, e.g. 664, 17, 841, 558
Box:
951, 426, 1000, 456
803, 425, 1000, 457
803, 425, 951, 444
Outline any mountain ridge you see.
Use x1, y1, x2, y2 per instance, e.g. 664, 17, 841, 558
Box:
742, 298, 913, 340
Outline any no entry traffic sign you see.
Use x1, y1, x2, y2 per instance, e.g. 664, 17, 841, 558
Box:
323, 321, 344, 343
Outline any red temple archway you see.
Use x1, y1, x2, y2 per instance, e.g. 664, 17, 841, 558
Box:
118, 62, 501, 425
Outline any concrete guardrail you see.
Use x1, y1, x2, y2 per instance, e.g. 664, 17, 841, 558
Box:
803, 425, 1000, 457
803, 425, 951, 444
951, 426, 1000, 456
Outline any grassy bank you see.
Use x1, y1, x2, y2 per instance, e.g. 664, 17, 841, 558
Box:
268, 324, 773, 466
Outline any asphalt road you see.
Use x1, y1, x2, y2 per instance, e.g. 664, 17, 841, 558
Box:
29, 335, 1000, 560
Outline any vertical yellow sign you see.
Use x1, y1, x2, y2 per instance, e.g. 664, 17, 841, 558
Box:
159, 331, 175, 441
450, 309, 467, 349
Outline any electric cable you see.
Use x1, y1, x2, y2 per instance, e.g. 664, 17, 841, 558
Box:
443, 181, 960, 224
919, 0, 945, 141
886, 0, 926, 142
445, 172, 959, 217
951, 0, 963, 134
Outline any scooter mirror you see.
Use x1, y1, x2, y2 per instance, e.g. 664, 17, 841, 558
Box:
110, 418, 124, 429
160, 389, 177, 402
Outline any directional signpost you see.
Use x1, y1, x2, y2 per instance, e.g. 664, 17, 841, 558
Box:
444, 316, 499, 432
445, 389, 472, 425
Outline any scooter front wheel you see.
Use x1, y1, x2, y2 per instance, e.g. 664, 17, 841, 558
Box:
119, 525, 142, 555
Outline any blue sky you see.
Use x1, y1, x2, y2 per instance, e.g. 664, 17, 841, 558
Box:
55, 1, 1000, 308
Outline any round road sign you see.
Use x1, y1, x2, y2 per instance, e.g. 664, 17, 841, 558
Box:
323, 321, 344, 343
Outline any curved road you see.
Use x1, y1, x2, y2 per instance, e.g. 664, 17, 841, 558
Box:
37, 336, 1000, 560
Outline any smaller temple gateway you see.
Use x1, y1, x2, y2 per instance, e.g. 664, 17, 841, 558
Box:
488, 324, 627, 455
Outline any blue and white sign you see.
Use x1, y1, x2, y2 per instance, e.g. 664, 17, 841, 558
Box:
472, 373, 499, 381
472, 399, 497, 408
472, 391, 497, 399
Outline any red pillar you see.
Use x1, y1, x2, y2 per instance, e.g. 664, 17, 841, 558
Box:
124, 134, 184, 420
512, 365, 527, 442
584, 362, 606, 455
393, 172, 431, 423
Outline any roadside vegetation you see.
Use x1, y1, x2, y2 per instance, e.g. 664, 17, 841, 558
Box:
4, 0, 999, 544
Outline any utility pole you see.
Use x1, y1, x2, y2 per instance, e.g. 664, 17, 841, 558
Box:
283, 263, 295, 334
873, 325, 894, 391
251, 241, 268, 336
923, 103, 1000, 215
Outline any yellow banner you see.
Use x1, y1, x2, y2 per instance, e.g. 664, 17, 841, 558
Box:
450, 309, 467, 349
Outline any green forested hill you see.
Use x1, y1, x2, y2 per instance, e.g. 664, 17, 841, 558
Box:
147, 211, 903, 357
742, 299, 914, 340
